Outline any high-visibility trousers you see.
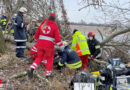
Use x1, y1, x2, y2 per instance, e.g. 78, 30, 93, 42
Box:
80, 55, 89, 71
30, 46, 54, 76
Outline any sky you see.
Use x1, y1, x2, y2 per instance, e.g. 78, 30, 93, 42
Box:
63, 0, 130, 24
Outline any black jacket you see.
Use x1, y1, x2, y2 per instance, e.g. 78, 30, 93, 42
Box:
14, 12, 27, 42
60, 46, 80, 64
87, 38, 101, 57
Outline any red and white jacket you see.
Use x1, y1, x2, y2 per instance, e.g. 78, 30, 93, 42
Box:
35, 20, 63, 49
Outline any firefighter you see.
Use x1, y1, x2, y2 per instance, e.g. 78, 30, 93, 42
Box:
28, 13, 64, 78
57, 41, 82, 70
14, 7, 28, 58
0, 12, 8, 33
87, 32, 101, 60
71, 29, 90, 71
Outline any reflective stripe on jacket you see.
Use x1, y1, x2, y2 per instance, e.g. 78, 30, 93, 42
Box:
72, 31, 90, 56
58, 46, 82, 69
35, 19, 63, 48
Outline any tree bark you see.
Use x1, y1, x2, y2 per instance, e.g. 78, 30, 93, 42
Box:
0, 28, 6, 54
100, 28, 130, 46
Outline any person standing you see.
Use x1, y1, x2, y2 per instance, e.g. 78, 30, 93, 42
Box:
0, 12, 8, 33
14, 7, 27, 58
71, 29, 90, 71
28, 14, 64, 78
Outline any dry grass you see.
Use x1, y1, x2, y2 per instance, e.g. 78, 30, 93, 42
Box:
0, 43, 76, 90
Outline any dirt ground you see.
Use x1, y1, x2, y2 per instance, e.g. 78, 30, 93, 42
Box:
0, 43, 77, 90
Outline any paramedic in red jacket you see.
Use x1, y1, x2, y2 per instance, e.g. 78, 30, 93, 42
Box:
28, 14, 64, 78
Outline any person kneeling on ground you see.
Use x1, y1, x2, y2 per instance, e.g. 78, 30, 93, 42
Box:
57, 41, 82, 70
30, 44, 47, 65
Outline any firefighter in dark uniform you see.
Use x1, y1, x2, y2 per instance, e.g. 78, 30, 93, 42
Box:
14, 7, 27, 58
0, 12, 8, 33
58, 41, 82, 70
87, 32, 101, 60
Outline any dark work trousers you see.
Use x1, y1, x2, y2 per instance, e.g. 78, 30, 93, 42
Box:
16, 42, 26, 57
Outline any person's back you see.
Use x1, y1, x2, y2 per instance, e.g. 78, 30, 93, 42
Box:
71, 29, 90, 71
65, 46, 80, 64
28, 14, 64, 78
58, 45, 82, 69
35, 19, 62, 49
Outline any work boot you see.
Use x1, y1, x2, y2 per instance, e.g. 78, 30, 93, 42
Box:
45, 73, 54, 79
28, 68, 34, 79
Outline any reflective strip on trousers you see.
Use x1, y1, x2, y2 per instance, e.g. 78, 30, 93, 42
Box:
31, 49, 37, 52
16, 46, 26, 48
33, 63, 38, 67
39, 35, 55, 42
76, 48, 89, 53
15, 39, 27, 42
30, 66, 35, 69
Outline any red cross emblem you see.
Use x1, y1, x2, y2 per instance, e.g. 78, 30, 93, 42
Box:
42, 26, 51, 34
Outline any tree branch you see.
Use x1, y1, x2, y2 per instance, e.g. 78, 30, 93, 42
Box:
100, 28, 130, 46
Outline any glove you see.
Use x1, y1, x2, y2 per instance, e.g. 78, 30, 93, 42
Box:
91, 56, 95, 61
27, 21, 29, 25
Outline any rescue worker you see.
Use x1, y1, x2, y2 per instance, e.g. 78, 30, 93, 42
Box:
71, 29, 90, 71
14, 7, 28, 58
28, 13, 64, 78
87, 32, 101, 60
0, 12, 8, 33
10, 14, 17, 35
57, 41, 82, 70
28, 19, 38, 42
30, 43, 47, 65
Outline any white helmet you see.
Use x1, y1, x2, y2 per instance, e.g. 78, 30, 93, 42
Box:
63, 41, 68, 47
19, 7, 27, 13
32, 19, 37, 22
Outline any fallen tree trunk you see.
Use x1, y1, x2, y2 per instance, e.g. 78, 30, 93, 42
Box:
4, 34, 34, 50
100, 28, 130, 46
9, 71, 51, 85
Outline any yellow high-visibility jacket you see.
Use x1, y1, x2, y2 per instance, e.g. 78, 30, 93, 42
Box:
71, 31, 90, 56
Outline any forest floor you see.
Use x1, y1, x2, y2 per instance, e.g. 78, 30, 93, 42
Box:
0, 42, 78, 90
